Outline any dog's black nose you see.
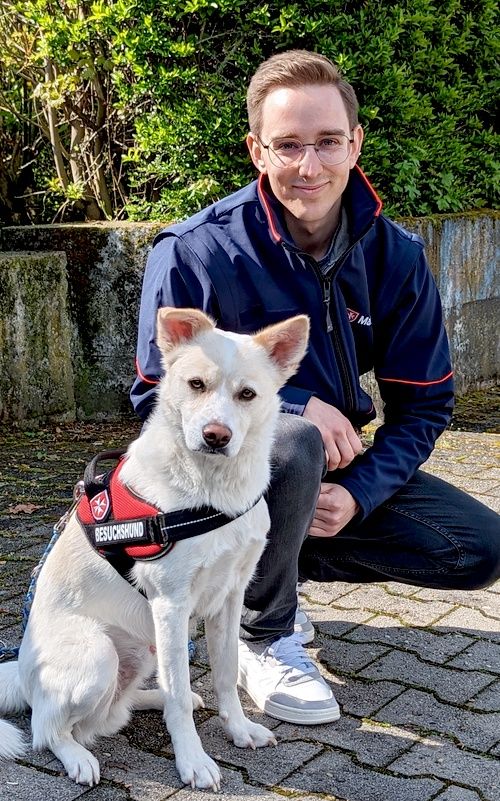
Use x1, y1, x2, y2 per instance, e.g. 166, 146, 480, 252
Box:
202, 424, 232, 449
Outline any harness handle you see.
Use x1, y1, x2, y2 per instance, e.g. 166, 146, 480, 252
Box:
83, 449, 127, 499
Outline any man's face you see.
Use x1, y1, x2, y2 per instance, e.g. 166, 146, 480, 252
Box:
247, 84, 363, 236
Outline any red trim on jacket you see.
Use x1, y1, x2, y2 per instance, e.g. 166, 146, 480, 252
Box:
378, 370, 454, 387
257, 174, 282, 243
257, 166, 382, 245
135, 356, 159, 385
354, 164, 383, 216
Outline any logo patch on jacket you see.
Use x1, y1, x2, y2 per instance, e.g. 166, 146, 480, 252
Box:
347, 308, 372, 326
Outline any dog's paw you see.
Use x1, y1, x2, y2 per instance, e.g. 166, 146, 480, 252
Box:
191, 690, 205, 711
66, 753, 101, 786
54, 740, 101, 786
224, 717, 277, 749
176, 749, 221, 791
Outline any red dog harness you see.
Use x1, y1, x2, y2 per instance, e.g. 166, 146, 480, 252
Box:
77, 450, 261, 580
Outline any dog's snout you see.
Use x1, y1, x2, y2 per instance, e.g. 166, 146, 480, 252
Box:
202, 423, 232, 449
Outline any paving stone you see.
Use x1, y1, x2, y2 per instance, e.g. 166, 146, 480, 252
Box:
335, 585, 454, 626
299, 603, 374, 637
373, 689, 500, 750
195, 715, 322, 784
0, 596, 27, 617
432, 788, 482, 801
281, 749, 443, 800
436, 608, 500, 641
174, 768, 288, 800
0, 537, 34, 555
333, 678, 404, 717
446, 639, 500, 673
388, 737, 500, 801
80, 788, 130, 801
96, 734, 182, 800
359, 649, 495, 703
0, 761, 87, 801
299, 581, 363, 605
0, 622, 22, 644
275, 716, 420, 767
413, 587, 500, 615
317, 638, 389, 674
378, 582, 423, 598
441, 478, 500, 494
345, 615, 475, 663
467, 680, 500, 711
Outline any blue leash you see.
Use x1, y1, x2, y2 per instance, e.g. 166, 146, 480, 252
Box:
0, 487, 196, 663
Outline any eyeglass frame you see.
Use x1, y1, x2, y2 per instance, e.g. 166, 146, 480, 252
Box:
257, 131, 355, 168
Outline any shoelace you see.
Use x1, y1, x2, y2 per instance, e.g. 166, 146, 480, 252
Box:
263, 633, 317, 678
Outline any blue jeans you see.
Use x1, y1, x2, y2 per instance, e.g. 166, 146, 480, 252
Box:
241, 415, 500, 643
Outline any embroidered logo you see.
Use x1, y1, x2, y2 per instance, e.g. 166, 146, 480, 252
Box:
347, 308, 372, 326
90, 490, 110, 522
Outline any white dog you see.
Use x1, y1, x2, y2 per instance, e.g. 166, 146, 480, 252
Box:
0, 307, 309, 790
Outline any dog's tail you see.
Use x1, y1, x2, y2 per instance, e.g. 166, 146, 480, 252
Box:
0, 661, 28, 759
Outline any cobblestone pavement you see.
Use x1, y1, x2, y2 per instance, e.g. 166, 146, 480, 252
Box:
0, 421, 499, 801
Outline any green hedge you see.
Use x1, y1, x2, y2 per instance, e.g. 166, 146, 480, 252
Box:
1, 0, 498, 222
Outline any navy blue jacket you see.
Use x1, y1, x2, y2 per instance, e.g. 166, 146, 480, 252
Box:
131, 166, 454, 520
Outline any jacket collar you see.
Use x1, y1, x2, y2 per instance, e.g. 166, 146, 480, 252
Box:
257, 165, 383, 250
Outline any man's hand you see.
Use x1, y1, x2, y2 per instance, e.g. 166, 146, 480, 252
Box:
309, 483, 359, 537
303, 396, 363, 470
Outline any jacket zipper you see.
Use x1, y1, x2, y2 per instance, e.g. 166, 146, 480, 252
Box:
284, 219, 376, 415
306, 256, 356, 413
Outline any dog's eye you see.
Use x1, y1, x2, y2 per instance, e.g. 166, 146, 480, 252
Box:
239, 387, 256, 401
189, 378, 206, 391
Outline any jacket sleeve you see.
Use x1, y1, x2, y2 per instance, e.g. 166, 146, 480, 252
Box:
280, 385, 314, 414
334, 248, 454, 519
130, 233, 219, 421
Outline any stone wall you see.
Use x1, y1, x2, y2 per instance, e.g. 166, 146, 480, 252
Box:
0, 211, 498, 422
0, 251, 75, 423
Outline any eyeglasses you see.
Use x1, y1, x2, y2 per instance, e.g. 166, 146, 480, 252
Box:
259, 133, 354, 167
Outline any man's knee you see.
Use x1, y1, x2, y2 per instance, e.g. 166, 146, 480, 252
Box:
270, 414, 324, 488
462, 525, 500, 589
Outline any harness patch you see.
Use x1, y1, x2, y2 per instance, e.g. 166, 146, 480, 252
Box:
90, 489, 110, 522
76, 450, 262, 577
77, 454, 171, 563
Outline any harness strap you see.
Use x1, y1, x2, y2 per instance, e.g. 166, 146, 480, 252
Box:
84, 505, 243, 547
77, 450, 262, 566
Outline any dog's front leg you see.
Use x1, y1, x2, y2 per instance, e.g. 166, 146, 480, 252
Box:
205, 589, 276, 749
150, 596, 221, 791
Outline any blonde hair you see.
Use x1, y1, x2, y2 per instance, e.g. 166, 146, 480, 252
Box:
247, 49, 359, 135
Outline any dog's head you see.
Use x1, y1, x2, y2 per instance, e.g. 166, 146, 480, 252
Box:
154, 307, 309, 458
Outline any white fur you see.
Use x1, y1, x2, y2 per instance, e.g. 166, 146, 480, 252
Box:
0, 309, 309, 791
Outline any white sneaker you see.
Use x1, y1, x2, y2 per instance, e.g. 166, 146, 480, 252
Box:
294, 606, 315, 644
238, 633, 340, 724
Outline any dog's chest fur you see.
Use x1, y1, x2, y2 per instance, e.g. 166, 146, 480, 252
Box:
133, 498, 270, 619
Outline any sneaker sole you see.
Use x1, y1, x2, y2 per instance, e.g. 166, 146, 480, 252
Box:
264, 696, 340, 725
238, 676, 340, 725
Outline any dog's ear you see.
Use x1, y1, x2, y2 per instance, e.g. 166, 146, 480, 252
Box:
254, 315, 310, 379
156, 307, 215, 353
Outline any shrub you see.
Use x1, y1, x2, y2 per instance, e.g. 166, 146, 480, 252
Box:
1, 0, 498, 222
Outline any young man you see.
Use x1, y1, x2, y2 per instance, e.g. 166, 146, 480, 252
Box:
131, 50, 500, 725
